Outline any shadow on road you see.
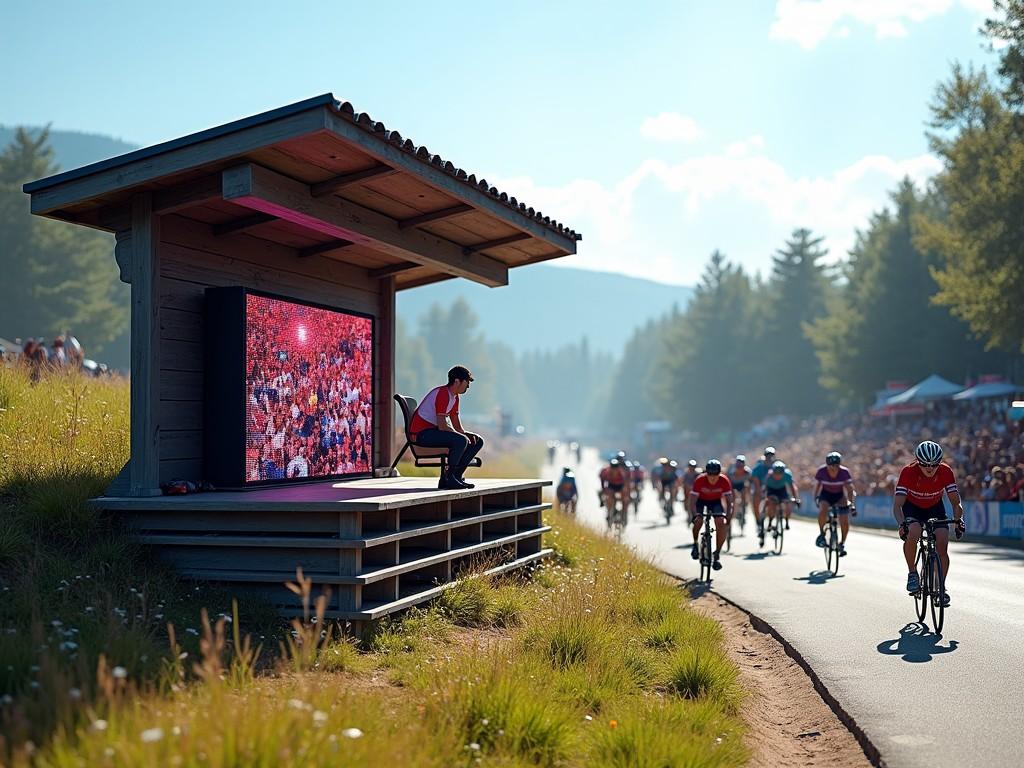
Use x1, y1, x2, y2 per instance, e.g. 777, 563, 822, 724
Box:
876, 622, 958, 663
681, 579, 712, 597
793, 569, 845, 585
742, 551, 772, 560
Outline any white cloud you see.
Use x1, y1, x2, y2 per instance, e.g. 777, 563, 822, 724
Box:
770, 0, 988, 49
640, 112, 703, 142
494, 140, 941, 286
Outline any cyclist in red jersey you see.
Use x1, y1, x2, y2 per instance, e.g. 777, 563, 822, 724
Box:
893, 441, 965, 605
688, 459, 734, 571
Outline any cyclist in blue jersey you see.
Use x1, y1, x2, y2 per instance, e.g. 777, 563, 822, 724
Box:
760, 460, 798, 547
749, 446, 776, 539
556, 466, 578, 515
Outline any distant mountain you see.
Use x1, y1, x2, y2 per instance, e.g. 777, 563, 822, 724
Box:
397, 265, 691, 355
0, 126, 138, 174
3, 127, 692, 357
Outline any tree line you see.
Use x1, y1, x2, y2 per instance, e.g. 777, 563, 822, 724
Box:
607, 2, 1024, 438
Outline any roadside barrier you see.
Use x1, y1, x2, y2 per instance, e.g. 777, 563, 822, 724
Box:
793, 493, 1023, 542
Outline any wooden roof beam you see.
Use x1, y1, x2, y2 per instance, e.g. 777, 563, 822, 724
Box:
397, 203, 473, 230
152, 174, 222, 215
212, 212, 277, 236
310, 164, 398, 197
463, 232, 531, 255
221, 163, 508, 287
368, 261, 420, 279
297, 239, 354, 258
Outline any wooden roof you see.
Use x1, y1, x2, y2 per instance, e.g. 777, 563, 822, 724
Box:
23, 94, 581, 290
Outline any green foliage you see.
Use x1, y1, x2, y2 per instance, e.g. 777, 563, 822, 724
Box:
0, 128, 128, 361
666, 647, 741, 711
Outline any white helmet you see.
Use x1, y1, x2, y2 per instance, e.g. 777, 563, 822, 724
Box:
914, 440, 943, 466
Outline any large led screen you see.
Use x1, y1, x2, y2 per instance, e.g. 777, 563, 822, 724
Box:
244, 293, 373, 483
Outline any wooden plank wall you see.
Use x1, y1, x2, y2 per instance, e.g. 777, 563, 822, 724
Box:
155, 214, 383, 483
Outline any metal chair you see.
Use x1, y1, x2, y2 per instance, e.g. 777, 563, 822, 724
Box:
389, 393, 483, 474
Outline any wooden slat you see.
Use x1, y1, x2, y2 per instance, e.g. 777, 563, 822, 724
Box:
463, 232, 531, 254
161, 430, 202, 461
158, 399, 203, 431
129, 193, 162, 497
368, 262, 419, 279
397, 203, 473, 229
297, 239, 354, 258
377, 276, 395, 468
311, 164, 397, 197
222, 163, 508, 287
161, 338, 203, 371
160, 307, 202, 341
212, 212, 277, 236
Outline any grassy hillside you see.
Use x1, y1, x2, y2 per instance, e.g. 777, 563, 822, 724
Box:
0, 366, 746, 766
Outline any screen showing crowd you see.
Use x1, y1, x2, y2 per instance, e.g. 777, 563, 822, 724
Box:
245, 294, 373, 483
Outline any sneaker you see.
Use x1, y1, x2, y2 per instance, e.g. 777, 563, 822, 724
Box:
712, 555, 723, 571
906, 572, 920, 593
940, 592, 951, 607
839, 544, 847, 557
815, 533, 826, 548
690, 544, 699, 560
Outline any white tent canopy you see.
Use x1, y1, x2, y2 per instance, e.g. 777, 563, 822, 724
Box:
953, 380, 1022, 400
885, 374, 964, 405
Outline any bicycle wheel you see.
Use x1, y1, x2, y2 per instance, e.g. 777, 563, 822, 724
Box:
699, 530, 712, 582
930, 552, 945, 634
725, 517, 732, 552
830, 520, 841, 576
774, 511, 784, 554
914, 546, 927, 623
825, 524, 834, 572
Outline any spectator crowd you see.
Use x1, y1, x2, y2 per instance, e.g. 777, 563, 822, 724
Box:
1, 334, 106, 380
765, 400, 1024, 502
245, 295, 374, 483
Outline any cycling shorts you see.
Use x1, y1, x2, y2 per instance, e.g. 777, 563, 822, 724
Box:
659, 476, 677, 489
557, 490, 577, 503
695, 499, 726, 517
818, 489, 846, 507
903, 501, 948, 529
732, 480, 746, 491
607, 482, 625, 493
765, 486, 789, 502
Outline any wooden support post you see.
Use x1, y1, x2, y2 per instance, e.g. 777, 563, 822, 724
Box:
377, 276, 396, 471
129, 193, 162, 496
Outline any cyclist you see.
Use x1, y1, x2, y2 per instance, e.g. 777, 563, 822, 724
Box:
658, 459, 681, 517
894, 441, 965, 606
556, 466, 578, 515
750, 446, 777, 537
650, 457, 666, 491
602, 458, 630, 528
689, 459, 734, 571
727, 455, 751, 531
682, 459, 699, 494
814, 451, 856, 554
760, 460, 798, 546
631, 462, 646, 516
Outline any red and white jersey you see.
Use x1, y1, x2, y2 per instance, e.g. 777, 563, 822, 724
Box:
410, 386, 460, 435
894, 462, 958, 507
690, 473, 733, 502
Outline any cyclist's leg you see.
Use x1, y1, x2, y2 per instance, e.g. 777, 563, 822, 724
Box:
714, 511, 728, 554
903, 521, 922, 571
752, 485, 763, 526
691, 509, 702, 543
839, 511, 850, 543
935, 526, 950, 579
817, 499, 829, 533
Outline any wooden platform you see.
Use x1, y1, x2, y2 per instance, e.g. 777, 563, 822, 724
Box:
91, 477, 552, 621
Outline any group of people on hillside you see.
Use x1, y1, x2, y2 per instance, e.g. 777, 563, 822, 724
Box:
2, 334, 90, 380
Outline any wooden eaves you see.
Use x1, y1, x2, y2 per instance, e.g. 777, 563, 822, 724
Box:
23, 93, 581, 291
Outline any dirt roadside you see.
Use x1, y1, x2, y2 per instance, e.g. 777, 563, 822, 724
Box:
692, 591, 874, 768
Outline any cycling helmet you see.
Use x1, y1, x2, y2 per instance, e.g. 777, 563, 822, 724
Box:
658, 457, 669, 465
687, 459, 698, 468
562, 467, 572, 474
771, 460, 786, 472
610, 458, 621, 467
669, 460, 678, 468
764, 446, 776, 457
616, 450, 627, 461
705, 459, 722, 475
624, 460, 634, 469
826, 451, 842, 466
915, 440, 943, 466
735, 454, 746, 464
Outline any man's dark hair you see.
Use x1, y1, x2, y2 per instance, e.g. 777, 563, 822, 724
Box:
448, 365, 474, 384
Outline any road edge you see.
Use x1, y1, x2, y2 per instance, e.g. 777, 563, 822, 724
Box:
679, 580, 888, 768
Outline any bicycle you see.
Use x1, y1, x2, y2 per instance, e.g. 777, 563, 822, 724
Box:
910, 517, 950, 633
558, 496, 577, 516
661, 487, 675, 524
763, 497, 800, 555
630, 484, 643, 518
698, 510, 715, 583
610, 496, 628, 539
824, 503, 852, 576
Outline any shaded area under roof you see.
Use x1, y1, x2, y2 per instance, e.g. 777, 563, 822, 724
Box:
885, 374, 964, 405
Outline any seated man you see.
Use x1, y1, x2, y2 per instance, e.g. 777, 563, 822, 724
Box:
409, 365, 484, 490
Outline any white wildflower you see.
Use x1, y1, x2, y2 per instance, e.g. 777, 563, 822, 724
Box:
91, 719, 109, 732
140, 727, 164, 743
111, 666, 128, 679
341, 727, 363, 739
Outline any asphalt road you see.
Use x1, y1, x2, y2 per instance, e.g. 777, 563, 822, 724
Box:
547, 447, 1024, 768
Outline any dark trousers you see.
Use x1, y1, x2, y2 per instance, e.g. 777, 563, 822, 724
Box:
414, 429, 483, 473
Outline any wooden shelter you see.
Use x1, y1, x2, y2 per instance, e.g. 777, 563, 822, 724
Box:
23, 94, 580, 621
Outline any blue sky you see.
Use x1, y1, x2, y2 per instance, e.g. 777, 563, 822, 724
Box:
0, 0, 1000, 284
